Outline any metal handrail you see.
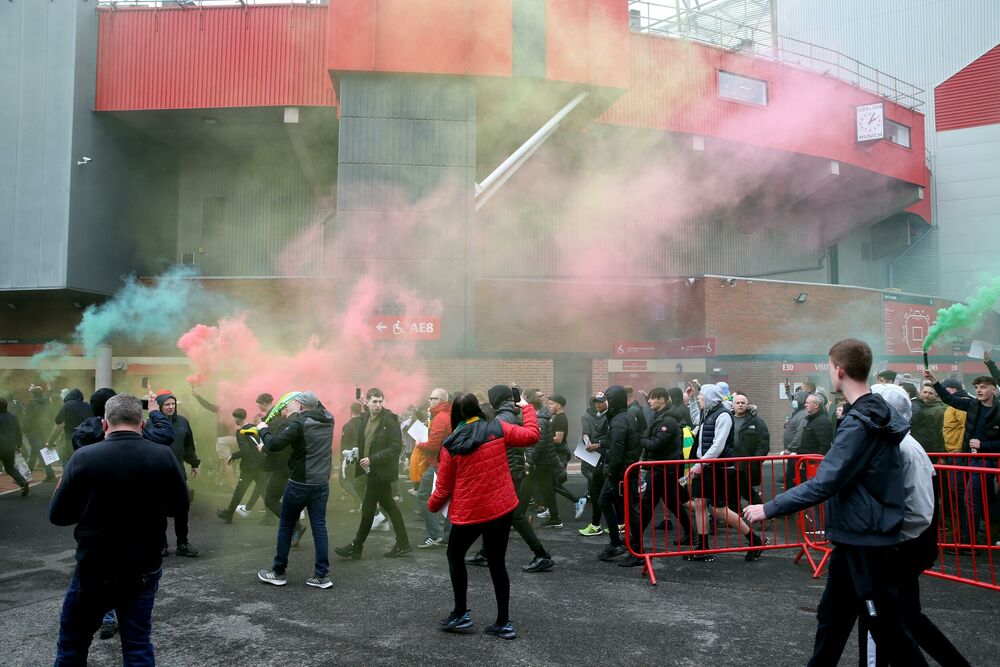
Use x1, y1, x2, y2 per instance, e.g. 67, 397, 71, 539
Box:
628, 0, 924, 110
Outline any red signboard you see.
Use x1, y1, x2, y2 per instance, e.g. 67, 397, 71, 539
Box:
662, 337, 716, 357
612, 338, 716, 358
369, 316, 441, 340
778, 362, 831, 374
883, 294, 938, 355
622, 361, 648, 371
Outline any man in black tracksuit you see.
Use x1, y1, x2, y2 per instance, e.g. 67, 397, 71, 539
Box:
336, 388, 411, 559
217, 408, 267, 523
744, 339, 927, 666
530, 398, 563, 528
155, 392, 200, 558
468, 385, 554, 573
597, 385, 642, 561
578, 394, 610, 536
621, 387, 693, 567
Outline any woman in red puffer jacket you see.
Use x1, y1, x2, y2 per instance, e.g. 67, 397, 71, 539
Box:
428, 392, 539, 640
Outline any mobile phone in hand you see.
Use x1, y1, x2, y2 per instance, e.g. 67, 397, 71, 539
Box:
141, 399, 150, 410
355, 387, 362, 401
511, 386, 522, 403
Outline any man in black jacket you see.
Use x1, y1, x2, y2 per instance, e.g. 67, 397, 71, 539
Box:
468, 385, 554, 573
597, 385, 642, 561
927, 355, 1000, 544
0, 397, 30, 496
578, 394, 609, 537
50, 394, 189, 665
257, 391, 335, 588
730, 392, 770, 507
25, 386, 57, 482
50, 388, 92, 460
217, 408, 267, 524
798, 393, 833, 456
530, 394, 563, 529
621, 387, 693, 567
155, 392, 200, 558
336, 388, 411, 559
745, 339, 927, 666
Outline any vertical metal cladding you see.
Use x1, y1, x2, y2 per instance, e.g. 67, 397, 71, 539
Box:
892, 227, 940, 297
95, 6, 336, 111
935, 44, 1000, 132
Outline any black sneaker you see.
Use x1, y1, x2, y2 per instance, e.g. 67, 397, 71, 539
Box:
439, 610, 473, 633
161, 546, 170, 558
484, 622, 517, 640
98, 621, 118, 640
540, 518, 563, 529
216, 509, 233, 524
465, 552, 489, 567
619, 554, 644, 568
597, 544, 626, 561
683, 553, 716, 562
175, 543, 199, 558
521, 556, 554, 573
334, 543, 362, 560
384, 544, 413, 558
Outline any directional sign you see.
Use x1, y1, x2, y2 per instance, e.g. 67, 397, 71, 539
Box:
369, 316, 441, 341
662, 337, 716, 358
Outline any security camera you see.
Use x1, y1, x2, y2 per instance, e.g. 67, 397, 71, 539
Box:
77, 157, 92, 166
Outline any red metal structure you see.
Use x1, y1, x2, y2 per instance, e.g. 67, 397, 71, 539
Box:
935, 43, 1000, 132
93, 1, 928, 197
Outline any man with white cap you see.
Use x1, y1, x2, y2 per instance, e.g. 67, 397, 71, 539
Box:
255, 391, 336, 589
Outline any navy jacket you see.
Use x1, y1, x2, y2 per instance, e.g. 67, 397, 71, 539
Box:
72, 411, 175, 451
764, 393, 906, 546
49, 430, 189, 580
167, 413, 200, 471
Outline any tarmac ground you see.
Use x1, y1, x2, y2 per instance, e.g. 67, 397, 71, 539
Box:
2, 473, 998, 666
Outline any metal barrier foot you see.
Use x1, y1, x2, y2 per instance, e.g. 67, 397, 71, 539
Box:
643, 555, 656, 586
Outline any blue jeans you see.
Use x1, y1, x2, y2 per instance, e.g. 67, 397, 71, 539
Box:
417, 465, 450, 541
274, 480, 329, 578
55, 568, 161, 666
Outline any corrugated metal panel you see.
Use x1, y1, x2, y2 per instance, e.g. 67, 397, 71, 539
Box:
892, 227, 940, 296
176, 144, 314, 277
598, 34, 928, 187
0, 0, 71, 290
936, 44, 1000, 131
95, 6, 336, 111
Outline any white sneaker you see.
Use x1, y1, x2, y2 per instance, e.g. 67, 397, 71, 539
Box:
417, 537, 444, 548
574, 497, 587, 520
537, 509, 550, 519
235, 505, 250, 518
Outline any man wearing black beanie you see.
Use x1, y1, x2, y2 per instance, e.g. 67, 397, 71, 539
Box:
467, 385, 554, 573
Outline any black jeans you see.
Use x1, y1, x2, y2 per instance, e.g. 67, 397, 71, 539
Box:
225, 469, 268, 516
56, 568, 161, 666
26, 432, 55, 479
354, 478, 409, 547
629, 465, 692, 551
532, 463, 561, 521
447, 512, 514, 625
264, 471, 289, 519
599, 470, 639, 546
512, 475, 549, 557
0, 448, 27, 486
585, 463, 604, 526
808, 545, 928, 667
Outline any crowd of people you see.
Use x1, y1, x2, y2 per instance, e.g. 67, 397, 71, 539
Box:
2, 338, 998, 664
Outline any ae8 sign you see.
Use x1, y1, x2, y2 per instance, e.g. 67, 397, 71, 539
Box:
369, 316, 441, 340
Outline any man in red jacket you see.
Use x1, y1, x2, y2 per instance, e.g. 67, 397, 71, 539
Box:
416, 388, 453, 548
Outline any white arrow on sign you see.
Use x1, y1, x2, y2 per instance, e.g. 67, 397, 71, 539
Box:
375, 322, 387, 333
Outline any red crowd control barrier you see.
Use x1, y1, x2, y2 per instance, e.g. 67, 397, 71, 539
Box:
622, 455, 828, 586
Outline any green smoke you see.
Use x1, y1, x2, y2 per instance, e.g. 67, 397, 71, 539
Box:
29, 342, 69, 382
924, 276, 1000, 351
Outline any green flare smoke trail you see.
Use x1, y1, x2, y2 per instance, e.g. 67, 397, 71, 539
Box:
923, 276, 1000, 351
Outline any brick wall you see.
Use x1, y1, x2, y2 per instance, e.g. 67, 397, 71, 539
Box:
591, 359, 609, 395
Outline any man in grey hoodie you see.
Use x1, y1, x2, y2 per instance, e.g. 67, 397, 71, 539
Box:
744, 339, 927, 666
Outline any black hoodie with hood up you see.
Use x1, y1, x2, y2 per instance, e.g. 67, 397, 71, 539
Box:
72, 388, 175, 451
765, 392, 907, 546
603, 385, 642, 482
55, 389, 93, 442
